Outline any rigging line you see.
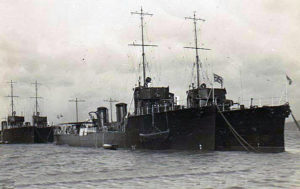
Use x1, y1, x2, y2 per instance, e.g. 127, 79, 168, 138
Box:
291, 111, 300, 131
216, 105, 260, 152
204, 59, 211, 84
182, 51, 190, 87
200, 60, 206, 82
127, 88, 136, 117
205, 89, 212, 106
191, 62, 195, 85
229, 126, 250, 152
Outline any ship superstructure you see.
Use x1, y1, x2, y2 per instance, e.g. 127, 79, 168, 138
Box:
183, 12, 290, 152
1, 81, 53, 144
54, 9, 290, 152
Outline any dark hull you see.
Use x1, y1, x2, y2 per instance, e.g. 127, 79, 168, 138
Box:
215, 104, 290, 152
54, 105, 290, 152
2, 127, 54, 144
55, 106, 216, 150
127, 106, 216, 150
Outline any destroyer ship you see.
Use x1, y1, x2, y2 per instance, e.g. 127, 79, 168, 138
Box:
1, 81, 54, 144
55, 9, 290, 152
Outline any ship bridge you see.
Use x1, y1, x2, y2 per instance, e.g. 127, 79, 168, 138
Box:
187, 85, 233, 110
133, 86, 175, 115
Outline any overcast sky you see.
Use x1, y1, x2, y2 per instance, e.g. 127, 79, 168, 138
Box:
0, 0, 299, 124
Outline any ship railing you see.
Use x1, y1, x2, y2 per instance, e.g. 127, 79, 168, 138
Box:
135, 104, 185, 116
230, 96, 288, 110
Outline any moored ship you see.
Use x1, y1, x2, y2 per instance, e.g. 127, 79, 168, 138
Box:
55, 8, 217, 151
1, 81, 53, 144
182, 12, 290, 152
54, 9, 291, 152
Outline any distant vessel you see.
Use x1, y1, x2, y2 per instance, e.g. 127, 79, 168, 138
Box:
54, 9, 290, 152
1, 81, 53, 144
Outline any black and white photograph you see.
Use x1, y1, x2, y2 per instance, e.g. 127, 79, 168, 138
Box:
0, 0, 299, 188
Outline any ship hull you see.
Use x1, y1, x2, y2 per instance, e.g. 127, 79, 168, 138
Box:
215, 104, 290, 152
55, 106, 217, 150
54, 105, 290, 152
55, 132, 127, 148
127, 106, 216, 150
2, 127, 54, 144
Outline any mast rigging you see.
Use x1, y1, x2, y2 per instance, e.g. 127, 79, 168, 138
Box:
129, 7, 157, 87
6, 80, 18, 116
30, 81, 42, 116
184, 12, 210, 88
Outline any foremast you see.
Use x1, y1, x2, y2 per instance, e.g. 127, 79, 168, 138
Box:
128, 8, 174, 116
30, 81, 42, 116
5, 81, 24, 127
6, 80, 18, 116
185, 12, 232, 109
129, 7, 157, 87
31, 81, 48, 127
184, 12, 210, 88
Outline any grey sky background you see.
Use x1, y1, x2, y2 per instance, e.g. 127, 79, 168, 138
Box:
0, 0, 299, 124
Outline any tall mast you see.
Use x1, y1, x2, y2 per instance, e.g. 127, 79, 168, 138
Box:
129, 7, 157, 87
69, 98, 85, 122
185, 12, 210, 88
30, 81, 42, 116
6, 80, 18, 116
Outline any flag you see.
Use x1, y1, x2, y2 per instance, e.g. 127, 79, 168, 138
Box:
286, 75, 292, 85
214, 73, 223, 86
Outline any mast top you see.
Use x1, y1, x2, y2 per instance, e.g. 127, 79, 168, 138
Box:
6, 80, 18, 116
185, 12, 206, 22
129, 7, 157, 87
184, 12, 210, 88
30, 80, 42, 116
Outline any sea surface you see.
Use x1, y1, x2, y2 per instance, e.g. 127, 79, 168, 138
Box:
0, 126, 299, 189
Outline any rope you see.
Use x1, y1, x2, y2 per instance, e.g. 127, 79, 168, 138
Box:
216, 106, 259, 152
127, 88, 136, 117
34, 126, 53, 143
205, 89, 212, 106
291, 111, 300, 131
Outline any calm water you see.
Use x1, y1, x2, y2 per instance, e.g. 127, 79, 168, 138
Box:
0, 127, 299, 189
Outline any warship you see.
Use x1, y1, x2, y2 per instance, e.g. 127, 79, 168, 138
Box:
55, 9, 290, 152
1, 81, 54, 144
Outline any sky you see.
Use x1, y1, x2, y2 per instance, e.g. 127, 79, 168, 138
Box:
0, 0, 299, 125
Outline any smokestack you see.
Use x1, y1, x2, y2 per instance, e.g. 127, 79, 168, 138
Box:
97, 107, 109, 127
116, 103, 127, 122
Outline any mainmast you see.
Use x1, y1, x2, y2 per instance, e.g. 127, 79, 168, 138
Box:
30, 81, 42, 116
69, 98, 85, 122
6, 80, 18, 116
129, 7, 157, 87
185, 12, 210, 88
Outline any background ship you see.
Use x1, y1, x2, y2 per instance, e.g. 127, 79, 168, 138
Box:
1, 81, 53, 144
55, 9, 291, 152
